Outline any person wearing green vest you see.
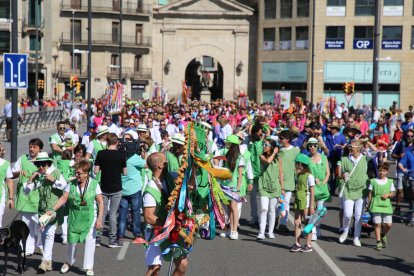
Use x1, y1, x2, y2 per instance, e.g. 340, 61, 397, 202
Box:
49, 121, 74, 164
306, 137, 330, 241
0, 143, 14, 227
24, 152, 68, 272
236, 131, 253, 220
337, 140, 369, 247
278, 130, 300, 231
367, 163, 395, 251
248, 124, 264, 225
290, 154, 315, 253
166, 133, 186, 173
85, 125, 109, 161
220, 135, 244, 240
257, 138, 283, 240
12, 138, 44, 256
143, 152, 188, 276
47, 159, 104, 276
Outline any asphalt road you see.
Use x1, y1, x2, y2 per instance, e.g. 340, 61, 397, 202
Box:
0, 128, 413, 275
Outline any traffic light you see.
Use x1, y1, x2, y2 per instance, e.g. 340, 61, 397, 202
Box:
76, 81, 81, 94
343, 82, 349, 94
37, 79, 44, 91
70, 76, 78, 88
349, 82, 355, 94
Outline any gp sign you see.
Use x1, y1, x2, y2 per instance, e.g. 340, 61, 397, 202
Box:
353, 39, 373, 49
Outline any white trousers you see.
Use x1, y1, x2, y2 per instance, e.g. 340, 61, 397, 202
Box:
0, 202, 5, 227
61, 216, 68, 241
342, 198, 364, 239
41, 224, 57, 261
259, 197, 278, 235
21, 212, 42, 254
278, 191, 292, 226
237, 202, 242, 221
66, 222, 96, 270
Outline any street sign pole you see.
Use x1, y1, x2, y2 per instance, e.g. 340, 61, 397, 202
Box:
11, 0, 18, 162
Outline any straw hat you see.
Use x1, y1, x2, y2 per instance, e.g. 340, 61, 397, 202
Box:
124, 130, 138, 140
33, 152, 53, 163
304, 137, 319, 148
199, 122, 212, 130
136, 124, 148, 133
171, 133, 186, 145
96, 125, 109, 137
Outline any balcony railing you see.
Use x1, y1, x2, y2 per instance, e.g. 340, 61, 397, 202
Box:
58, 65, 88, 78
60, 0, 151, 16
22, 18, 45, 30
60, 32, 152, 48
107, 67, 152, 79
27, 51, 44, 61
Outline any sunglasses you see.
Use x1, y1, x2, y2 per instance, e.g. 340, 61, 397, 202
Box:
263, 143, 271, 147
58, 127, 66, 130
407, 135, 414, 138
75, 171, 87, 176
35, 162, 49, 168
160, 123, 166, 126
348, 121, 354, 123
308, 144, 318, 148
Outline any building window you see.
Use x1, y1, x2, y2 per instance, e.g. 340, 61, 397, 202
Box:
134, 55, 142, 72
279, 27, 292, 50
384, 0, 403, 5
355, 0, 375, 16
296, 26, 308, 49
70, 53, 82, 73
411, 26, 414, 49
29, 34, 41, 51
264, 0, 276, 19
28, 0, 41, 26
113, 0, 120, 11
326, 26, 345, 39
71, 20, 81, 42
0, 30, 10, 54
110, 54, 119, 74
327, 0, 346, 6
263, 28, 275, 50
71, 0, 81, 9
280, 0, 292, 18
354, 26, 373, 39
297, 0, 309, 17
383, 26, 402, 40
112, 22, 119, 43
135, 24, 143, 44
0, 0, 10, 19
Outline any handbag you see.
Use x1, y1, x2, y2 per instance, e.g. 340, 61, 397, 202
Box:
338, 156, 362, 198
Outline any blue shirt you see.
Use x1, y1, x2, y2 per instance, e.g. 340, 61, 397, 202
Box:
401, 122, 414, 132
325, 132, 347, 160
400, 149, 414, 178
121, 154, 146, 196
291, 131, 309, 148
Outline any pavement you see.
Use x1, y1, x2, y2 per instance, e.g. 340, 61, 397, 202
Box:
0, 128, 413, 275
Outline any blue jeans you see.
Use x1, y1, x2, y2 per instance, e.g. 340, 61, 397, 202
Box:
117, 191, 142, 238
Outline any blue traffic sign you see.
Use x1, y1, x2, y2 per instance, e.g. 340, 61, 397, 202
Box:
3, 53, 28, 89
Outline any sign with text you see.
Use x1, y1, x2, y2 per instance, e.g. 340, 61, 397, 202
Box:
325, 39, 344, 49
383, 6, 403, 16
382, 40, 402, 49
353, 39, 373, 49
262, 62, 307, 83
326, 6, 345, 16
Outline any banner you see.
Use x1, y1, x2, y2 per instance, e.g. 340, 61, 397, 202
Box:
274, 91, 291, 109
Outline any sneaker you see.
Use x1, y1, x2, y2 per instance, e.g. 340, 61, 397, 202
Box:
86, 269, 95, 276
267, 233, 275, 239
339, 232, 348, 244
60, 263, 70, 274
257, 233, 265, 240
375, 242, 383, 251
229, 231, 239, 240
300, 244, 313, 253
95, 237, 101, 247
353, 238, 361, 247
62, 239, 67, 245
220, 231, 230, 238
37, 247, 44, 255
108, 240, 122, 248
278, 224, 289, 232
38, 260, 52, 272
381, 235, 388, 248
290, 244, 301, 252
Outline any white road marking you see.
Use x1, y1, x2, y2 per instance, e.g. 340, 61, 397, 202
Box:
117, 241, 130, 261
288, 213, 346, 276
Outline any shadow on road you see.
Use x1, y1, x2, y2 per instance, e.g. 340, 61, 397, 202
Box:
338, 255, 414, 274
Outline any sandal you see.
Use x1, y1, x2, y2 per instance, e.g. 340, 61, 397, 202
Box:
60, 263, 70, 274
86, 269, 95, 276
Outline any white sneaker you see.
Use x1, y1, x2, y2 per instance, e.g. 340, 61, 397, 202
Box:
257, 233, 265, 240
230, 231, 239, 240
311, 233, 317, 241
353, 238, 361, 247
339, 232, 348, 244
220, 231, 230, 238
268, 233, 275, 239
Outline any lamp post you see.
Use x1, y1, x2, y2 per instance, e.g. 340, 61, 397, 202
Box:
71, 9, 76, 101
310, 0, 316, 104
372, 0, 381, 115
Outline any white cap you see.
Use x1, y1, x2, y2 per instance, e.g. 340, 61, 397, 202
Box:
124, 130, 138, 140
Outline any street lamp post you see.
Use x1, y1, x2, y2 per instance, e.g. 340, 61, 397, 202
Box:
71, 9, 75, 101
372, 0, 381, 114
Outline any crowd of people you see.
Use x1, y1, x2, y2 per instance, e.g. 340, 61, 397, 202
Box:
1, 97, 414, 275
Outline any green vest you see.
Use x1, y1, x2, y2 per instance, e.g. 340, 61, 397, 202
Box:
0, 160, 10, 201
67, 178, 98, 244
294, 172, 310, 211
280, 147, 300, 191
249, 140, 263, 178
309, 154, 331, 202
49, 133, 64, 162
369, 179, 393, 214
166, 151, 181, 173
37, 169, 64, 225
91, 139, 107, 159
15, 155, 39, 212
57, 159, 74, 182
340, 156, 369, 200
258, 158, 281, 198
143, 186, 168, 223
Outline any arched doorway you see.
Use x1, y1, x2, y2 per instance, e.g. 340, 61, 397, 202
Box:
185, 56, 223, 100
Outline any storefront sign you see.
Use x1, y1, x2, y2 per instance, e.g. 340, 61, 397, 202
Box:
326, 6, 345, 16
383, 6, 403, 16
353, 39, 373, 49
382, 40, 402, 49
325, 39, 344, 49
262, 62, 307, 82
